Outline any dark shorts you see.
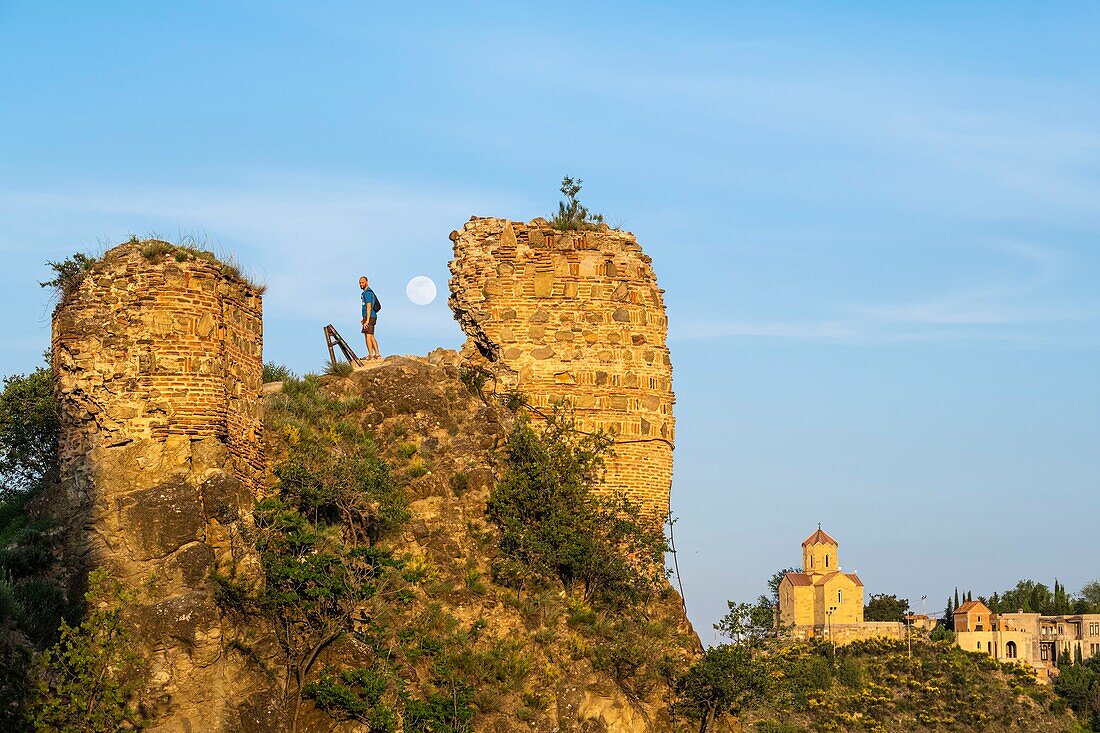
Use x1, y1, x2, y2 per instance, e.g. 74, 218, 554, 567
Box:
362, 318, 377, 335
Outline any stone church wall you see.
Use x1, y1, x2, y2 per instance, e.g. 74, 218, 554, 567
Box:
448, 217, 675, 520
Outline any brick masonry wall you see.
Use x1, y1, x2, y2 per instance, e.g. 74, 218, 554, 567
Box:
449, 217, 675, 520
50, 241, 277, 730
52, 241, 264, 493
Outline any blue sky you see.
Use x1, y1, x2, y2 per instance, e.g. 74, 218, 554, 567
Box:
2, 2, 1098, 634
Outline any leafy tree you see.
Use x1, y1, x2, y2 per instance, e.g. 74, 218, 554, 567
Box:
1081, 581, 1100, 613
673, 644, 770, 733
1053, 579, 1072, 615
303, 667, 396, 731
715, 599, 776, 645
767, 567, 800, 603
0, 364, 58, 497
864, 593, 910, 622
1053, 658, 1100, 730
486, 410, 668, 608
548, 176, 606, 231
247, 374, 408, 731
31, 569, 147, 732
997, 580, 1054, 614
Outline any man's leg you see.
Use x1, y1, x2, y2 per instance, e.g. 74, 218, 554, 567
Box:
367, 334, 379, 358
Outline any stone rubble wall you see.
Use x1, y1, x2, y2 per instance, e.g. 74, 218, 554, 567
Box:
51, 241, 278, 731
53, 241, 264, 493
448, 217, 675, 519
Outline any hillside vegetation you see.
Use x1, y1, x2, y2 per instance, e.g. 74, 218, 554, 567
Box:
248, 356, 699, 732
734, 638, 1082, 733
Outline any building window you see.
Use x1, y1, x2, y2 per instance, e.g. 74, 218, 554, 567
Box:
977, 642, 982, 650
837, 590, 842, 604
1090, 623, 1098, 637
1006, 641, 1017, 659
1059, 625, 1064, 635
1041, 647, 1048, 661
810, 556, 813, 568
826, 554, 830, 568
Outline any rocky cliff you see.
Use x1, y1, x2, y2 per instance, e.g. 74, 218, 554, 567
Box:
269, 354, 698, 732
42, 232, 697, 731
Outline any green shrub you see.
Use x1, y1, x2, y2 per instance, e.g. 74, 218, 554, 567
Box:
325, 360, 354, 377
548, 176, 606, 231
756, 721, 803, 733
449, 472, 470, 496
673, 644, 770, 731
402, 687, 474, 733
31, 569, 147, 732
486, 410, 668, 608
39, 253, 98, 303
303, 667, 396, 731
836, 657, 863, 688
497, 388, 527, 413
458, 366, 489, 396
262, 362, 293, 383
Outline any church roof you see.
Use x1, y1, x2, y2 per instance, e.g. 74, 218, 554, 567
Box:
784, 572, 814, 586
802, 527, 838, 547
844, 572, 863, 587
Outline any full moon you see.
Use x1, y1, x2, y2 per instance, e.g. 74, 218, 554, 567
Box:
405, 275, 437, 306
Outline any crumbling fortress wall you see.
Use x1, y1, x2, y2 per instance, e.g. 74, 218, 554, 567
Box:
51, 240, 277, 731
53, 242, 264, 493
449, 217, 675, 519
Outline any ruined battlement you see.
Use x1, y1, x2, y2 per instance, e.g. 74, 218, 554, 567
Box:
448, 217, 675, 519
52, 241, 264, 493
50, 240, 276, 731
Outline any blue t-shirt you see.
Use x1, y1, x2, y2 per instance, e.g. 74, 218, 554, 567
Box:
361, 288, 378, 319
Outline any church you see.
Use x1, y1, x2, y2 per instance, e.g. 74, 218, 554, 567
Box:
777, 527, 869, 639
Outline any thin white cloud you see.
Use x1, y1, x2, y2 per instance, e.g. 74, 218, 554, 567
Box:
678, 240, 1098, 344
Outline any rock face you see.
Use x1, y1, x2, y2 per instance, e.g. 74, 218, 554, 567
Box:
51, 241, 279, 731
284, 354, 699, 733
449, 218, 676, 520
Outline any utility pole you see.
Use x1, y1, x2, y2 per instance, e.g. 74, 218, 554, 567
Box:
827, 607, 836, 656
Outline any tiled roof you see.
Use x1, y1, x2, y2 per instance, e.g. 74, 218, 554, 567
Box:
954, 600, 989, 614
802, 527, 838, 546
844, 573, 863, 587
784, 572, 814, 586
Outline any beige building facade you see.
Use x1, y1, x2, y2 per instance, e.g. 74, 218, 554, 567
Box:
778, 527, 906, 642
953, 600, 1100, 680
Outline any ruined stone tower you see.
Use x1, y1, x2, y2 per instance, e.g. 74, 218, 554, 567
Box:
52, 240, 278, 730
449, 218, 675, 519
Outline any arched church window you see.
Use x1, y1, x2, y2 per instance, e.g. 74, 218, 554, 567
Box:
826, 554, 830, 567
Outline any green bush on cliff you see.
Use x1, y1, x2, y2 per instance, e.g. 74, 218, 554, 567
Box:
303, 667, 396, 731
486, 409, 669, 608
31, 569, 147, 732
256, 374, 412, 728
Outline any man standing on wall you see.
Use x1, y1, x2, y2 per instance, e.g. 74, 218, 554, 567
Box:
360, 275, 381, 359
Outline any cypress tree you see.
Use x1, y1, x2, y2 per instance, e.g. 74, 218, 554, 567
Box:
954, 587, 960, 608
